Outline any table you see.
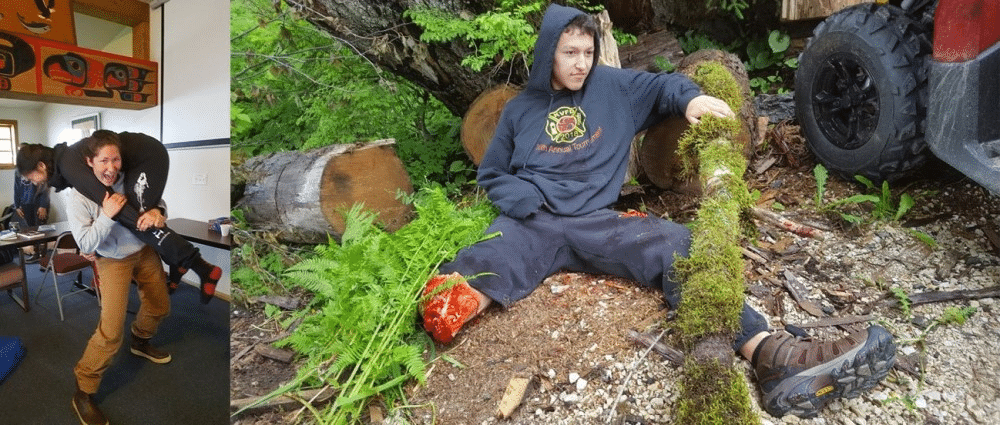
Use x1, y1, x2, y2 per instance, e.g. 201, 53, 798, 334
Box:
166, 218, 232, 250
0, 221, 74, 251
0, 222, 73, 310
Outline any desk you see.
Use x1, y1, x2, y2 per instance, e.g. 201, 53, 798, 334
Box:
0, 221, 74, 251
166, 218, 232, 250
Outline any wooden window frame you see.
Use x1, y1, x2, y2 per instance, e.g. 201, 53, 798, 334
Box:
0, 120, 19, 170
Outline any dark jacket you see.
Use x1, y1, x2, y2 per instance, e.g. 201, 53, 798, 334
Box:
14, 171, 49, 209
477, 4, 701, 218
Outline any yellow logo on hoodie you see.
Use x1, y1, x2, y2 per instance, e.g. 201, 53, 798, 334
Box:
545, 106, 586, 144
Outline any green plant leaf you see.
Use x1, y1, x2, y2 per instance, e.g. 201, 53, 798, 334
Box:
812, 170, 828, 206
895, 193, 915, 220
767, 30, 790, 53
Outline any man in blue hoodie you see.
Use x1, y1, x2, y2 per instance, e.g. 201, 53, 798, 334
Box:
422, 4, 895, 419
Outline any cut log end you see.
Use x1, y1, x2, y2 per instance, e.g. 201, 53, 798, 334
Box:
320, 143, 414, 235
238, 140, 414, 244
461, 84, 520, 165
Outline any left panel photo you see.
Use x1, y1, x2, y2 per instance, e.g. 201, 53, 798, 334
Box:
0, 0, 232, 424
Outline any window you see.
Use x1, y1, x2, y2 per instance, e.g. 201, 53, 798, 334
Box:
0, 120, 18, 169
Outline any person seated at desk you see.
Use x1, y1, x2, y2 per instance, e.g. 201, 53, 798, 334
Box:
17, 130, 220, 303
67, 137, 172, 425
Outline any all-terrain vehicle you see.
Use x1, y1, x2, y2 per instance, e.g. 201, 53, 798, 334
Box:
794, 0, 999, 194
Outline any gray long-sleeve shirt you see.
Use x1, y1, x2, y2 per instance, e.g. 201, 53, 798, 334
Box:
68, 174, 165, 260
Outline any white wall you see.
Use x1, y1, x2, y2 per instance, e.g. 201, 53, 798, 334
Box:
158, 0, 231, 296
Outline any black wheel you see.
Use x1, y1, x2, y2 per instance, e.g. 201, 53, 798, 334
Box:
795, 3, 931, 183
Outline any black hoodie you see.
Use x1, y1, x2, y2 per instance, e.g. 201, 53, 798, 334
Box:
477, 4, 701, 219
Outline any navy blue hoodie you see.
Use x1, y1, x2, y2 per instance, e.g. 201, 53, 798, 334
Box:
477, 4, 701, 219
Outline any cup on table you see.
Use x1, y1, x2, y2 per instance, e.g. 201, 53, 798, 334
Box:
219, 223, 232, 237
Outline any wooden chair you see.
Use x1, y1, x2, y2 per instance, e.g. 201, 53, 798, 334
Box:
34, 232, 97, 321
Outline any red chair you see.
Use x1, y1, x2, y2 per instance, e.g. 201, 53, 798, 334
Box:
34, 232, 97, 321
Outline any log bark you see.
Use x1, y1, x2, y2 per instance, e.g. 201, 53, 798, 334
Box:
237, 140, 414, 244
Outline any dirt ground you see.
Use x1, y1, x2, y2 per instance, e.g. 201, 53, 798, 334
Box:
229, 124, 999, 424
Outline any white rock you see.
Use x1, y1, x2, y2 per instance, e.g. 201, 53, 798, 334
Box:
560, 393, 579, 403
576, 378, 588, 391
568, 372, 579, 384
551, 284, 568, 294
548, 369, 556, 379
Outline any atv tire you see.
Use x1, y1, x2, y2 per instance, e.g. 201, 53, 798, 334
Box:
795, 3, 931, 183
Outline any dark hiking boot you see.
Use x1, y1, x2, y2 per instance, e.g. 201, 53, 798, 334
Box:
421, 272, 480, 344
130, 335, 172, 364
753, 324, 895, 418
73, 385, 109, 425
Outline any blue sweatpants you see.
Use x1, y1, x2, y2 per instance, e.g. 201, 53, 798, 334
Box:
439, 208, 769, 350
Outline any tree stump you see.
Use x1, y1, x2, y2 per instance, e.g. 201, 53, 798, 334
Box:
640, 49, 758, 194
237, 139, 414, 244
461, 84, 520, 166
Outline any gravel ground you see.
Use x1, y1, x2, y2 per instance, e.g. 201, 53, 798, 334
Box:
396, 179, 1000, 425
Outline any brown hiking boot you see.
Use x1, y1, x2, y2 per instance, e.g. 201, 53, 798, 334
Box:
129, 335, 172, 364
420, 273, 480, 344
73, 386, 109, 425
753, 324, 895, 418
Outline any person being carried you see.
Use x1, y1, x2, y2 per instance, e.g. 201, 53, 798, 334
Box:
421, 4, 896, 419
17, 130, 221, 303
67, 136, 172, 425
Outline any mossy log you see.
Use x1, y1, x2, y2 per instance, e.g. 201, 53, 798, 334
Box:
640, 49, 758, 194
237, 139, 414, 244
672, 61, 759, 424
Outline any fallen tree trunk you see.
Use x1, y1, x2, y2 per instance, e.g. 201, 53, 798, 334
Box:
237, 139, 414, 244
672, 61, 759, 424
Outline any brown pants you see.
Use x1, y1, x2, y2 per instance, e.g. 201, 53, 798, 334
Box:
74, 245, 170, 393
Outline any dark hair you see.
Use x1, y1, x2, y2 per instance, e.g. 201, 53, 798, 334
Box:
15, 143, 54, 176
565, 14, 598, 38
81, 129, 121, 160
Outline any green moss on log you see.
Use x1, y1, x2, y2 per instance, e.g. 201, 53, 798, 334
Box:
677, 357, 758, 424
671, 60, 760, 424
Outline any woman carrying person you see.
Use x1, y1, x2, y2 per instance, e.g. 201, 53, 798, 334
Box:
17, 130, 221, 303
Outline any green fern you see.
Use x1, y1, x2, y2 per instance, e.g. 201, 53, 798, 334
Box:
255, 187, 497, 424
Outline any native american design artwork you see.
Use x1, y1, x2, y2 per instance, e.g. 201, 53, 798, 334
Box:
0, 31, 35, 91
43, 52, 153, 102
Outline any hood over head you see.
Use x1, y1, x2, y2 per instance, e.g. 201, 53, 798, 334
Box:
527, 4, 601, 94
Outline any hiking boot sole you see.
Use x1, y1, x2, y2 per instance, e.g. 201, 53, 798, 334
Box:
763, 326, 896, 418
